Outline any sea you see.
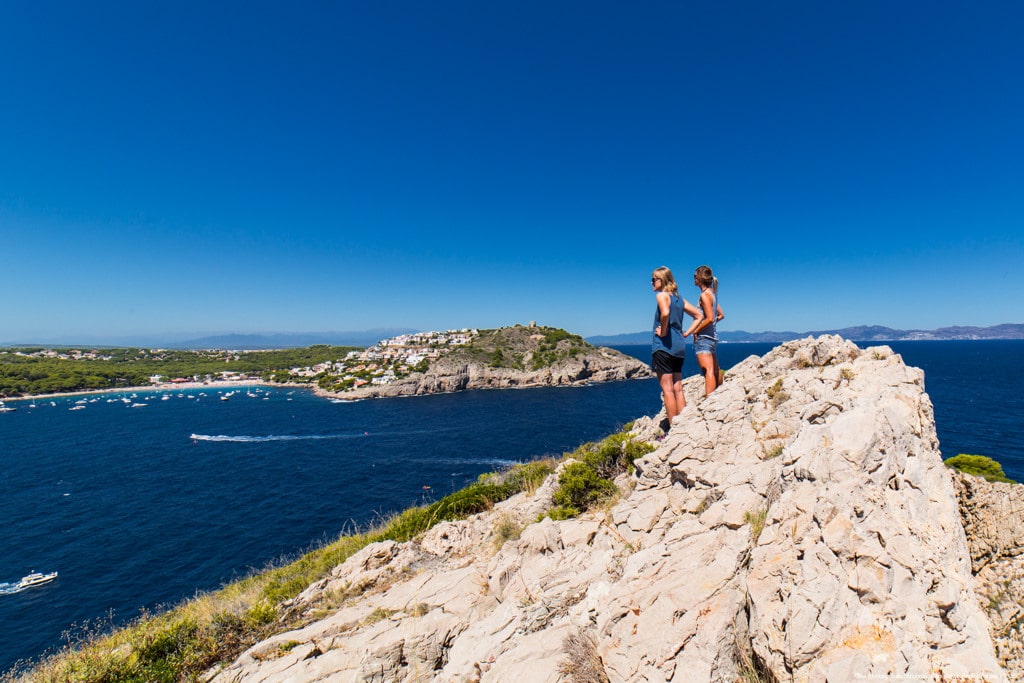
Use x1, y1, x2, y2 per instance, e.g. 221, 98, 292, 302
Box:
1, 340, 1022, 674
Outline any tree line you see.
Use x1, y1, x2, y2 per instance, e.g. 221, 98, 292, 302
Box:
0, 345, 360, 397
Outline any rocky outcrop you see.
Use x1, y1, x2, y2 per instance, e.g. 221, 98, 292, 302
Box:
333, 347, 651, 400
210, 336, 1013, 682
952, 471, 1024, 674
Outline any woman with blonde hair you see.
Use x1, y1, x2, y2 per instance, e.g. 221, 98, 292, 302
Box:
686, 265, 726, 396
651, 266, 702, 428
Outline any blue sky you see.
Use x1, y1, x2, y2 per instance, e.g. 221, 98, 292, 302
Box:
2, 1, 1022, 343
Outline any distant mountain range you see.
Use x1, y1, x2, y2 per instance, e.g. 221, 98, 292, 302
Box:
586, 323, 1024, 346
0, 329, 418, 350
167, 330, 420, 349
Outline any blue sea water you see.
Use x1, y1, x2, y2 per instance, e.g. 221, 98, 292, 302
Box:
0, 340, 1022, 673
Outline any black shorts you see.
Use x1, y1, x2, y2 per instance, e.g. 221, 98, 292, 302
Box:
652, 350, 684, 375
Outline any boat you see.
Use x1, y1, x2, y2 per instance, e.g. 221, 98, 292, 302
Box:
18, 571, 58, 588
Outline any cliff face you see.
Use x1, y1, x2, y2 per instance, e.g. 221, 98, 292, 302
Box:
211, 336, 1015, 682
951, 471, 1024, 673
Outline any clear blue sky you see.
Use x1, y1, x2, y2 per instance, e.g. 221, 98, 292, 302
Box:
2, 1, 1022, 343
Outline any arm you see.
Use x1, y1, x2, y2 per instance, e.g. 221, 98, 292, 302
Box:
682, 299, 704, 337
656, 292, 672, 337
716, 305, 725, 322
687, 291, 715, 337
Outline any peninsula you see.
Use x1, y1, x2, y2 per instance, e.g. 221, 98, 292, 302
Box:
314, 324, 652, 399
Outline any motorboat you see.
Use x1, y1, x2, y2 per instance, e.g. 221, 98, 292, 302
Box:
18, 571, 58, 588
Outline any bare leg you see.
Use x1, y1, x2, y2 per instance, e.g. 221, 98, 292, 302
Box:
671, 372, 685, 415
697, 353, 716, 396
713, 354, 723, 389
659, 372, 685, 421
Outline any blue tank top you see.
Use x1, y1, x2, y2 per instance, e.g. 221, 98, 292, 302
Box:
695, 289, 718, 341
652, 293, 686, 357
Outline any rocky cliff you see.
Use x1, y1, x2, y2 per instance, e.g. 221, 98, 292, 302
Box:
210, 336, 1018, 682
331, 327, 652, 400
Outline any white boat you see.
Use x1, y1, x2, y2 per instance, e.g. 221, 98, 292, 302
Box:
18, 571, 58, 588
69, 405, 85, 411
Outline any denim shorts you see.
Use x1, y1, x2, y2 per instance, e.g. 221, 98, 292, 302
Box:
693, 336, 717, 355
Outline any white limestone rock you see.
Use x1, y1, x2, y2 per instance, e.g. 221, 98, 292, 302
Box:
210, 336, 1011, 683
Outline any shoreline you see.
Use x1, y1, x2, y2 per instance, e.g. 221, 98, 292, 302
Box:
1, 375, 648, 405
1, 379, 315, 403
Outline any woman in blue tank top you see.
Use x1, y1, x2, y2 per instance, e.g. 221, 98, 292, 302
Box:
651, 266, 702, 429
687, 264, 726, 396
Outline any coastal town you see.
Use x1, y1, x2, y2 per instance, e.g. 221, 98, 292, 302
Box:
0, 330, 481, 398
292, 329, 478, 392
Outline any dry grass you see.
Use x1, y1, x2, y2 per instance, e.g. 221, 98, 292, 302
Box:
559, 628, 609, 683
744, 506, 768, 543
766, 378, 789, 409
492, 513, 523, 549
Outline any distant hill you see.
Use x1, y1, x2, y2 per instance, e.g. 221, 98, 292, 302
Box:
0, 329, 418, 350
587, 323, 1024, 345
169, 329, 418, 350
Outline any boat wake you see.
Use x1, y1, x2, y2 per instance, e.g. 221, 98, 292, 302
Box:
189, 432, 368, 443
0, 571, 58, 595
415, 457, 522, 468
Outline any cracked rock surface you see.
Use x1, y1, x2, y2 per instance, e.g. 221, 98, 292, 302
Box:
209, 336, 1013, 682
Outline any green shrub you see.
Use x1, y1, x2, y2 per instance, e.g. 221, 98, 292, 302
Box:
504, 460, 556, 492
553, 462, 618, 515
377, 464, 555, 543
541, 506, 580, 522
132, 616, 199, 664
567, 432, 654, 478
944, 454, 1017, 484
